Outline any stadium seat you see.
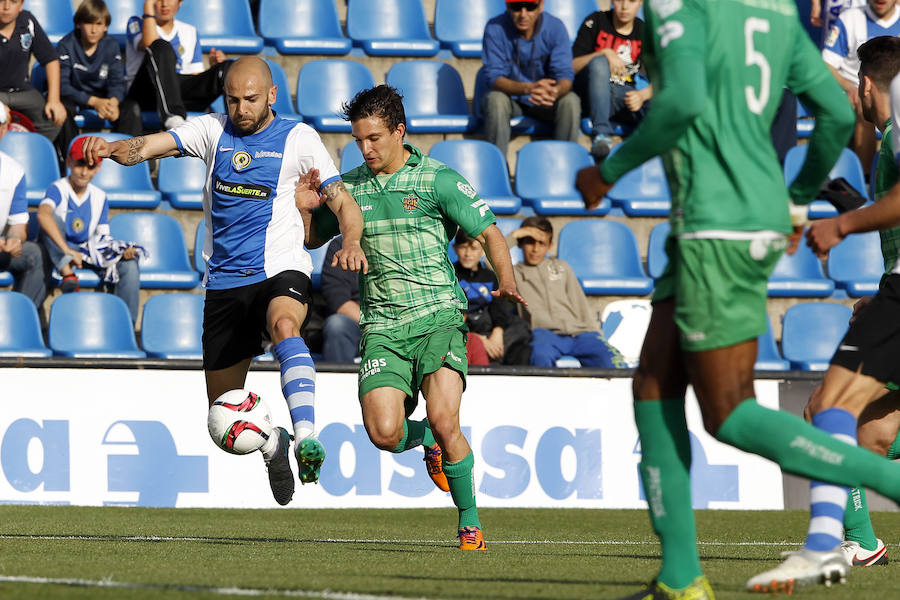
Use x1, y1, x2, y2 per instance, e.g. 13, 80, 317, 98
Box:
434, 0, 504, 57
557, 220, 654, 295
386, 61, 477, 133
827, 232, 883, 296
605, 156, 671, 217
781, 302, 851, 371
346, 0, 440, 56
25, 0, 73, 43
158, 156, 207, 210
543, 0, 599, 42
194, 219, 207, 274
175, 0, 263, 53
340, 140, 364, 173
796, 99, 814, 139
48, 292, 146, 358
0, 132, 60, 206
767, 241, 835, 297
755, 316, 790, 371
258, 0, 351, 55
0, 291, 52, 358
515, 141, 611, 215
140, 293, 203, 359
110, 213, 199, 289
784, 146, 867, 219
473, 67, 552, 136
646, 220, 670, 279
107, 0, 142, 46
429, 140, 521, 215
601, 299, 651, 368
296, 60, 375, 132
71, 134, 160, 208
211, 60, 300, 121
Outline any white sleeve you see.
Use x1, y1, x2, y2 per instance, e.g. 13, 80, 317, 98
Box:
891, 73, 900, 165
291, 124, 341, 188
168, 113, 225, 161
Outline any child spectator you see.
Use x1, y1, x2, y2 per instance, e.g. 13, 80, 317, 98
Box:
37, 137, 143, 324
124, 0, 231, 130
321, 235, 361, 363
572, 0, 651, 160
57, 0, 142, 157
511, 216, 624, 368
0, 0, 66, 142
453, 230, 531, 366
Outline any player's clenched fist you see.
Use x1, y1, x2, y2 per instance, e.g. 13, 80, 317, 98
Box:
78, 136, 111, 167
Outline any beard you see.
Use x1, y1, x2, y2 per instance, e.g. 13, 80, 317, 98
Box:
231, 106, 270, 135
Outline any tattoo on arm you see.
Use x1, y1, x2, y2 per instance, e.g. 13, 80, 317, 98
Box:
322, 180, 348, 202
124, 136, 146, 165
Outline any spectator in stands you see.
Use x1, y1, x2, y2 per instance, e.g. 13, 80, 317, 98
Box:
124, 0, 231, 130
0, 0, 66, 143
321, 235, 361, 363
57, 0, 142, 157
812, 0, 866, 48
511, 216, 624, 368
571, 0, 651, 160
822, 0, 899, 168
37, 136, 142, 323
0, 101, 48, 312
481, 0, 580, 157
453, 230, 531, 366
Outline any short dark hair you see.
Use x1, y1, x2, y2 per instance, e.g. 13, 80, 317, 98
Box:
454, 229, 477, 246
520, 216, 553, 239
74, 0, 111, 26
341, 85, 406, 132
858, 36, 900, 91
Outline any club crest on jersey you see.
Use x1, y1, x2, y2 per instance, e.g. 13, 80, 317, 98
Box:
71, 217, 85, 234
825, 25, 840, 49
20, 32, 32, 50
232, 151, 252, 170
402, 193, 419, 213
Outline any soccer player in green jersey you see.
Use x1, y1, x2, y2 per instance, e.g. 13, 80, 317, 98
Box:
574, 1, 900, 598
305, 85, 525, 550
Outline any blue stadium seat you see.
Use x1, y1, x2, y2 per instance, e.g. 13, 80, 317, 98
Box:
647, 220, 670, 280
25, 0, 73, 43
434, 0, 504, 57
386, 61, 477, 133
796, 100, 814, 139
346, 0, 440, 56
0, 272, 12, 286
429, 140, 521, 215
175, 0, 263, 53
258, 0, 351, 55
0, 132, 60, 206
107, 0, 142, 46
473, 67, 552, 135
140, 293, 203, 359
194, 219, 206, 274
0, 291, 52, 358
71, 134, 160, 208
543, 0, 599, 42
340, 140, 364, 173
211, 60, 301, 121
557, 220, 654, 295
756, 316, 789, 371
605, 156, 671, 217
515, 141, 611, 215
827, 232, 883, 296
296, 60, 375, 132
781, 302, 851, 371
110, 213, 199, 289
767, 241, 835, 297
784, 146, 867, 219
308, 244, 329, 291
48, 292, 146, 358
158, 156, 206, 209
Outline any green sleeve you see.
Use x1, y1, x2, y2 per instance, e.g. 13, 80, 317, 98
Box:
434, 168, 496, 237
787, 26, 855, 205
600, 0, 707, 183
312, 204, 340, 242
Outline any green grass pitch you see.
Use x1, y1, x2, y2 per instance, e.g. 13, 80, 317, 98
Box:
1, 506, 899, 599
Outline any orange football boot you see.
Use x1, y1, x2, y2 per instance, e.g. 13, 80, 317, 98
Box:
424, 443, 450, 492
457, 526, 487, 551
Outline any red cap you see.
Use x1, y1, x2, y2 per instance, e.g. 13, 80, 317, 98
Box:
69, 137, 101, 164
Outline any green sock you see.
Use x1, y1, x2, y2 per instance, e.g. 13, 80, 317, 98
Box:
716, 399, 900, 501
634, 399, 702, 590
443, 451, 480, 530
888, 430, 900, 460
390, 419, 436, 453
844, 487, 878, 551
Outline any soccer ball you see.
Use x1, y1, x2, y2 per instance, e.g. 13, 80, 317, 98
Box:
207, 389, 273, 454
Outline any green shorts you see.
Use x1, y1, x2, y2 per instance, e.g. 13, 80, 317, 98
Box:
652, 236, 784, 352
357, 308, 469, 412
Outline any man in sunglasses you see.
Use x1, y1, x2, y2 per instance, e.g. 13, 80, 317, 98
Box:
481, 0, 580, 157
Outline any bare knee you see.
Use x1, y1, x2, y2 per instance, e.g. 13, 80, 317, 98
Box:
427, 410, 461, 444
365, 415, 404, 451
857, 420, 895, 456
270, 316, 300, 344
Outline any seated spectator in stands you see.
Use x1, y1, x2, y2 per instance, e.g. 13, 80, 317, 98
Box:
57, 0, 142, 157
511, 216, 624, 368
0, 0, 66, 143
453, 230, 531, 366
482, 0, 580, 157
124, 0, 231, 130
0, 102, 48, 311
822, 0, 899, 168
321, 235, 360, 363
37, 137, 142, 323
572, 0, 651, 160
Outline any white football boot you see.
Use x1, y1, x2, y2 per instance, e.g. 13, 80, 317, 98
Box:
840, 539, 888, 566
746, 548, 848, 593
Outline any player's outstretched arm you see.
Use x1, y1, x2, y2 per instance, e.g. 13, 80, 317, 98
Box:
807, 182, 900, 254
321, 180, 368, 274
476, 224, 527, 305
80, 132, 180, 167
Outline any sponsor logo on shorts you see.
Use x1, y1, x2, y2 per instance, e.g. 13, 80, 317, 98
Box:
214, 177, 271, 200
232, 151, 252, 170
288, 287, 302, 296
838, 344, 859, 352
359, 357, 387, 382
684, 331, 706, 342
447, 350, 463, 364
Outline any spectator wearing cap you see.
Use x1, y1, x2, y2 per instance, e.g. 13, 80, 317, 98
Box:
482, 0, 580, 157
37, 136, 142, 323
0, 101, 48, 311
